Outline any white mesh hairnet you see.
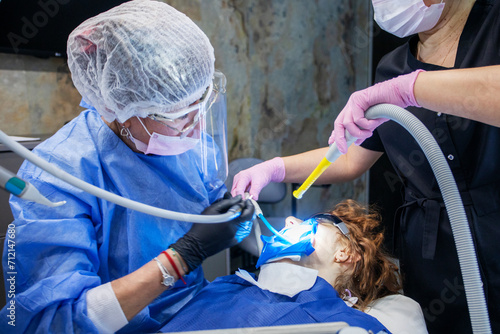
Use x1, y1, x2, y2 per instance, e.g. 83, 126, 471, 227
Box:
67, 0, 215, 123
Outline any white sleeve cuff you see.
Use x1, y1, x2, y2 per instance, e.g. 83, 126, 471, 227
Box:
86, 282, 129, 333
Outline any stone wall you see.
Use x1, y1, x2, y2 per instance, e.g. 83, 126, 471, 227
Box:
0, 0, 373, 218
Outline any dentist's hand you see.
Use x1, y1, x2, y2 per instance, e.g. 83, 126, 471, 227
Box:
170, 194, 255, 272
329, 69, 424, 154
231, 157, 285, 200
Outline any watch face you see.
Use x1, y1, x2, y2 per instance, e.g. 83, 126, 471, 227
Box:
163, 275, 175, 287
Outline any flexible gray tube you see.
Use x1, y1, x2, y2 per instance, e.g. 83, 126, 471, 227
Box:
365, 104, 491, 334
0, 130, 239, 223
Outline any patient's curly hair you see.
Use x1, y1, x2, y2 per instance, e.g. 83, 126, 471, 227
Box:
327, 199, 402, 311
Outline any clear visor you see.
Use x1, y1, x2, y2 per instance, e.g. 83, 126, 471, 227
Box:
141, 71, 228, 191
199, 70, 228, 190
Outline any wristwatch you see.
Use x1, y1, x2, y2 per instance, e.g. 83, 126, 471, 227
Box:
154, 257, 175, 288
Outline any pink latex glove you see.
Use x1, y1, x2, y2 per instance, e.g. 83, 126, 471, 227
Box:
329, 69, 424, 154
231, 157, 285, 200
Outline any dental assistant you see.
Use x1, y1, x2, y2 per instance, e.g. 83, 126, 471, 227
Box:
231, 1, 500, 333
0, 1, 253, 333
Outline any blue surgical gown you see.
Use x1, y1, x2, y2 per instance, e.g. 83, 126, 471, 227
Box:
160, 274, 390, 333
0, 108, 226, 333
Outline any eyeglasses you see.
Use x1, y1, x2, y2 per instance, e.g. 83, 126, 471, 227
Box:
148, 109, 201, 137
147, 83, 213, 136
309, 213, 350, 240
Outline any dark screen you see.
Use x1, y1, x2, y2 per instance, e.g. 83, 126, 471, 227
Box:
0, 0, 128, 58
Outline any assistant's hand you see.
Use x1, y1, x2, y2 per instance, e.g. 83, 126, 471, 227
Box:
170, 194, 255, 272
329, 69, 424, 154
231, 157, 285, 200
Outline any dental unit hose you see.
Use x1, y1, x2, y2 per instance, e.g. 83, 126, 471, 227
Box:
294, 103, 491, 334
0, 130, 240, 223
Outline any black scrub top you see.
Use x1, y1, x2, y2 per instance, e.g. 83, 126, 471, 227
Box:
361, 1, 500, 333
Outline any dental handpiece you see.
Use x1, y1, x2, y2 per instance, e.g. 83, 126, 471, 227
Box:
0, 165, 66, 207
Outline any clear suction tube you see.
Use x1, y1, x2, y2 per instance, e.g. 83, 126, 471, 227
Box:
314, 104, 490, 333
249, 198, 292, 245
0, 130, 240, 223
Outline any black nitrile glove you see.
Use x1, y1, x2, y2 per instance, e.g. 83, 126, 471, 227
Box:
170, 194, 255, 272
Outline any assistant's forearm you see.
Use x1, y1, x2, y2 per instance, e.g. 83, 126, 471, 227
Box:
415, 66, 500, 127
282, 145, 381, 185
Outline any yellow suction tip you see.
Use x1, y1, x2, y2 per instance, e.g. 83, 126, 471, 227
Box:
293, 157, 332, 199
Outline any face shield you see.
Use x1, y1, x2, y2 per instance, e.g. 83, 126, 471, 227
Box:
198, 70, 229, 190
118, 71, 227, 190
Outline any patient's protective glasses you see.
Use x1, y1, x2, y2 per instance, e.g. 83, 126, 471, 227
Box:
147, 83, 213, 137
309, 213, 350, 240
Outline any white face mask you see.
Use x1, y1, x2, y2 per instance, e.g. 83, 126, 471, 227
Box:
121, 118, 200, 156
373, 0, 445, 38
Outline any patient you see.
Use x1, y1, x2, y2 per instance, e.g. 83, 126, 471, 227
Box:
161, 200, 427, 333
